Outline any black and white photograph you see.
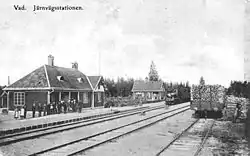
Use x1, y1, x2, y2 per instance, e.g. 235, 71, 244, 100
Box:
0, 0, 249, 155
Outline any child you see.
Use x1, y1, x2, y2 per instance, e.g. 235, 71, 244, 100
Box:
14, 107, 18, 120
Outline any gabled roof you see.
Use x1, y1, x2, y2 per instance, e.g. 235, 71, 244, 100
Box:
6, 66, 49, 89
132, 80, 164, 92
45, 65, 92, 90
4, 65, 93, 91
87, 76, 102, 89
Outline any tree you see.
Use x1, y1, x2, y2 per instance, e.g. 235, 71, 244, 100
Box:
148, 61, 159, 81
104, 77, 134, 97
199, 76, 205, 86
185, 81, 190, 88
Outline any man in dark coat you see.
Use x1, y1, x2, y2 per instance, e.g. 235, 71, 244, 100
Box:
73, 99, 76, 112
58, 101, 61, 114
38, 103, 42, 117
43, 104, 47, 116
32, 103, 36, 118
47, 103, 50, 115
78, 100, 82, 113
50, 102, 54, 115
63, 101, 67, 114
53, 102, 57, 114
23, 104, 27, 119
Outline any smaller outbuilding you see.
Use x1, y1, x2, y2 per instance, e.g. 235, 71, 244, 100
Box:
131, 80, 165, 101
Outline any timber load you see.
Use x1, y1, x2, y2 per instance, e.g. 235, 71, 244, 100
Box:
191, 84, 226, 118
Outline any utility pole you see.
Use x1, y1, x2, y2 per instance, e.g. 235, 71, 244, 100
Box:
99, 50, 101, 76
98, 43, 101, 76
8, 76, 10, 86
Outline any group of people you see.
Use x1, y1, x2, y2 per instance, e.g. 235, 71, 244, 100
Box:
14, 105, 27, 119
14, 99, 83, 119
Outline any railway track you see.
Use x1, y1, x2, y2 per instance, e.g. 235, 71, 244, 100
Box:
0, 104, 169, 146
26, 105, 190, 156
155, 119, 215, 156
0, 105, 151, 136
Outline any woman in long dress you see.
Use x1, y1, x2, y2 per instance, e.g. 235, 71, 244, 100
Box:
14, 107, 18, 120
20, 106, 25, 119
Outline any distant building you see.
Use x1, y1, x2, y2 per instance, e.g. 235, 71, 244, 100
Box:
1, 55, 105, 111
131, 80, 165, 101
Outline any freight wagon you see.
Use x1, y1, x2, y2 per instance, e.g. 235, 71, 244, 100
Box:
190, 84, 226, 118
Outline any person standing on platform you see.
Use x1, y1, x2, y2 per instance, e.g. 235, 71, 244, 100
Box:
73, 99, 76, 112
46, 103, 50, 115
43, 103, 47, 116
20, 106, 24, 119
24, 104, 27, 119
14, 106, 18, 120
54, 102, 57, 114
67, 100, 70, 112
38, 103, 42, 117
64, 102, 68, 113
78, 100, 82, 113
58, 101, 62, 114
32, 103, 36, 118
56, 102, 58, 114
75, 100, 78, 112
61, 101, 64, 113
52, 102, 56, 114
68, 99, 71, 112
50, 102, 54, 115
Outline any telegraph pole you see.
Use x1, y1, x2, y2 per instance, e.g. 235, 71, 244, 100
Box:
98, 47, 101, 76
8, 76, 10, 86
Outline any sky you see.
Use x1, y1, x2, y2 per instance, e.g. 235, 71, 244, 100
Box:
0, 0, 246, 87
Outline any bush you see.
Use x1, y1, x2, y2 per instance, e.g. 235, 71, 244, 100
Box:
104, 96, 166, 108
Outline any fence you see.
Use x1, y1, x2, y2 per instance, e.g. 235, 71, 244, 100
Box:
104, 96, 164, 108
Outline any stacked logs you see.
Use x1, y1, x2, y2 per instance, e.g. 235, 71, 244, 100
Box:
191, 85, 226, 105
224, 95, 249, 120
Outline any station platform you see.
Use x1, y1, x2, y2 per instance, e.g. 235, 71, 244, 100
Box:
0, 102, 165, 136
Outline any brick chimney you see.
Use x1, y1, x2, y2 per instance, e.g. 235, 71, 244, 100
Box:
72, 62, 78, 70
48, 55, 54, 66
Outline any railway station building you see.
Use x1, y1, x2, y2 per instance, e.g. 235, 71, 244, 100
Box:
131, 80, 165, 101
1, 55, 105, 111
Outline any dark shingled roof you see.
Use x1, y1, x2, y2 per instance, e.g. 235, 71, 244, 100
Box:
5, 65, 93, 91
7, 66, 49, 88
45, 65, 92, 90
132, 80, 164, 92
88, 76, 101, 89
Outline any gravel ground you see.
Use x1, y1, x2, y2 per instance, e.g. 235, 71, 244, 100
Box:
159, 119, 214, 156
81, 109, 196, 156
0, 103, 188, 156
200, 121, 250, 156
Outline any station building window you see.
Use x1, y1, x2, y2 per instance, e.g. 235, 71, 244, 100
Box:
14, 92, 25, 106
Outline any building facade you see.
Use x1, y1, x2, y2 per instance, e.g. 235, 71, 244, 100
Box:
1, 55, 105, 111
131, 80, 165, 101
